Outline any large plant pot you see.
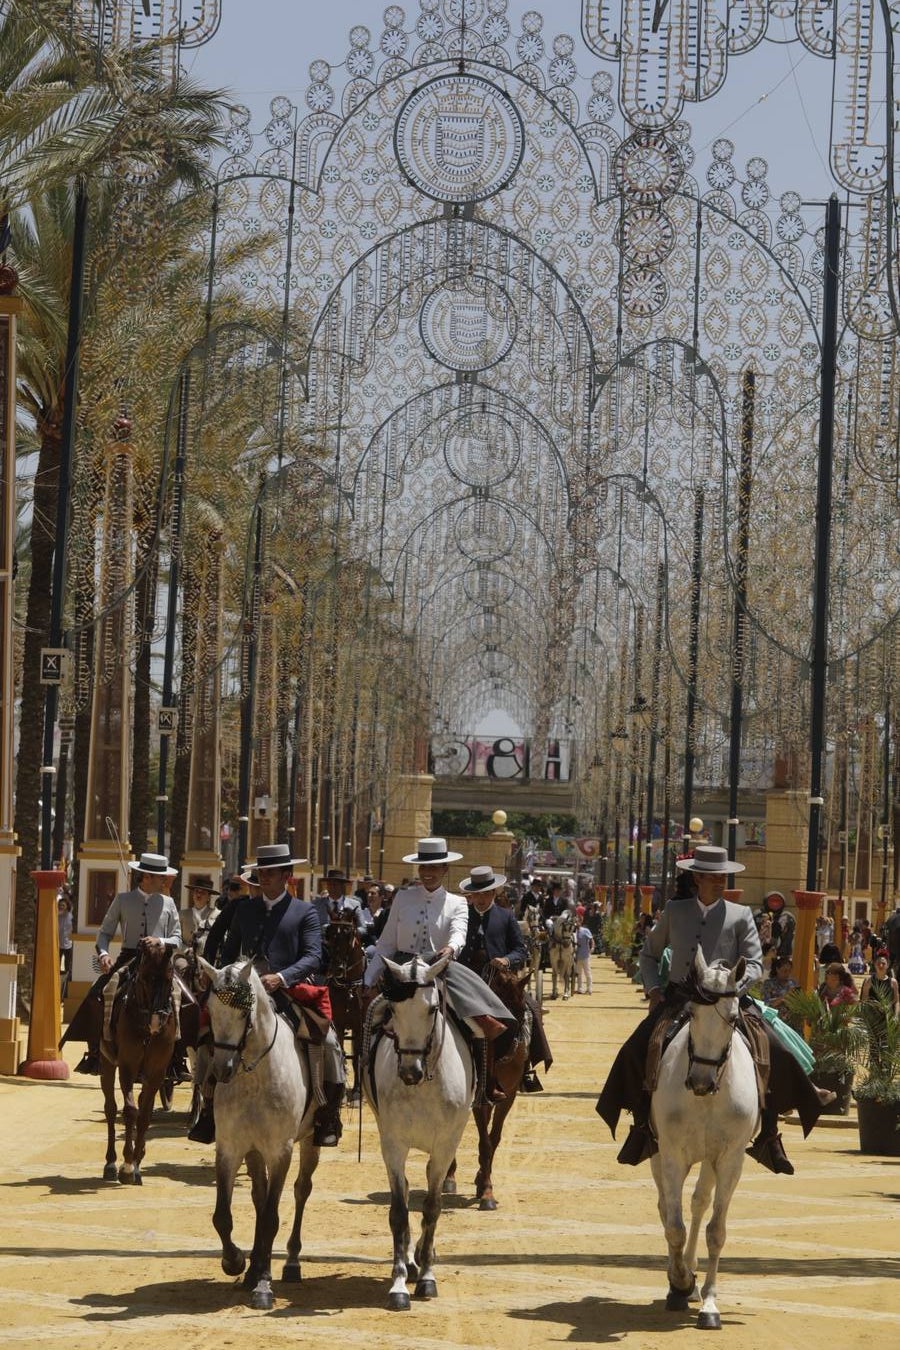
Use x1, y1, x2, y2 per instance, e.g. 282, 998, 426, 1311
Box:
814, 1069, 853, 1116
856, 1097, 900, 1155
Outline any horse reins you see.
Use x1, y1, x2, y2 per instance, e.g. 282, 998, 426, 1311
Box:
385, 977, 448, 1082
683, 982, 741, 1093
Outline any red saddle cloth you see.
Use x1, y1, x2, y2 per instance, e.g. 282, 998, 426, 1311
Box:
286, 982, 332, 1021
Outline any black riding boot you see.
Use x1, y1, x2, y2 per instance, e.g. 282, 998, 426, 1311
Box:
188, 1097, 216, 1144
75, 1043, 101, 1074
313, 1080, 344, 1147
746, 1107, 794, 1175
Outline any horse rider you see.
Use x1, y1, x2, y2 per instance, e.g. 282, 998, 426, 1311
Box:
180, 875, 221, 952
363, 838, 518, 1091
596, 845, 834, 1176
458, 865, 553, 1096
63, 852, 182, 1074
203, 869, 257, 966
189, 843, 345, 1148
314, 866, 369, 938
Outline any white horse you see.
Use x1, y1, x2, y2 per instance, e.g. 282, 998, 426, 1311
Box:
362, 953, 475, 1311
548, 911, 577, 1000
199, 959, 321, 1311
649, 951, 759, 1331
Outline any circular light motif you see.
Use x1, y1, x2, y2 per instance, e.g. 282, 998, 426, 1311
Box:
455, 500, 517, 563
614, 129, 685, 205
421, 276, 517, 372
444, 413, 520, 487
395, 74, 525, 204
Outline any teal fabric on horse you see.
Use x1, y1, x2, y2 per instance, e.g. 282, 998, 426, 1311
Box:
750, 997, 814, 1074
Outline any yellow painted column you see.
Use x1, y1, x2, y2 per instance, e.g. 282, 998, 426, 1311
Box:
792, 889, 825, 994
20, 869, 69, 1079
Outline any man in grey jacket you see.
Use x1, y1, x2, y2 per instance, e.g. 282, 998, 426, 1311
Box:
596, 846, 830, 1175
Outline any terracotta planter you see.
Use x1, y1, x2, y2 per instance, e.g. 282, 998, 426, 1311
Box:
856, 1096, 900, 1155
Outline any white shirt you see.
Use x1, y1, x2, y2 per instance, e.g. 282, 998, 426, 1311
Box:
365, 884, 469, 986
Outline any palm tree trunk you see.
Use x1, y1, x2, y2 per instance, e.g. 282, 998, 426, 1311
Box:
14, 424, 62, 1003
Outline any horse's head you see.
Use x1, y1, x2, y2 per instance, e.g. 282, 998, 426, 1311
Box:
380, 952, 451, 1086
684, 952, 745, 1096
136, 936, 173, 978
198, 958, 259, 1084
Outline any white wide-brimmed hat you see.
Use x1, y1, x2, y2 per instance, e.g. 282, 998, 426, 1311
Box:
459, 865, 507, 894
128, 852, 178, 878
254, 843, 308, 871
401, 836, 463, 865
675, 844, 745, 875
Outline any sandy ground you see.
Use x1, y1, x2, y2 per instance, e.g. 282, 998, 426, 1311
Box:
1, 958, 898, 1350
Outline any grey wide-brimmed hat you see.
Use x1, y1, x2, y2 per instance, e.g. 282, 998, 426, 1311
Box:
128, 851, 178, 878
254, 843, 308, 871
675, 844, 745, 875
459, 865, 507, 894
401, 836, 463, 865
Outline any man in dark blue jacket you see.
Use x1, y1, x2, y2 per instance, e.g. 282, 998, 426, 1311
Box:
459, 866, 552, 1097
190, 844, 344, 1148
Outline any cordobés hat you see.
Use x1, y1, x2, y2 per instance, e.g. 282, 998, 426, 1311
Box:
459, 865, 507, 894
254, 843, 307, 871
322, 867, 350, 884
675, 844, 745, 875
402, 836, 463, 865
188, 874, 220, 895
129, 851, 178, 878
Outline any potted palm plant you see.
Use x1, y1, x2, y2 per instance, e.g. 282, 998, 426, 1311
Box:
853, 986, 900, 1155
783, 988, 865, 1116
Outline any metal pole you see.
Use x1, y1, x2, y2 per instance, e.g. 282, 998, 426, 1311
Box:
881, 690, 891, 919
238, 505, 263, 869
683, 485, 704, 839
40, 180, 88, 868
728, 369, 754, 861
806, 196, 841, 890
645, 563, 665, 886
156, 367, 190, 852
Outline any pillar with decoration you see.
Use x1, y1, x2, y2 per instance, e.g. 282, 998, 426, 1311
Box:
180, 524, 225, 890
0, 274, 24, 1071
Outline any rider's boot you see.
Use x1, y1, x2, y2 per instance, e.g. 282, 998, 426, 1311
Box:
170, 1044, 192, 1084
74, 1041, 101, 1075
313, 1080, 344, 1147
617, 1093, 658, 1165
484, 1039, 507, 1103
188, 1090, 216, 1144
746, 1107, 794, 1175
520, 1068, 543, 1093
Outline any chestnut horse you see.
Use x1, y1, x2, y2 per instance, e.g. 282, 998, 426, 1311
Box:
100, 937, 178, 1184
323, 918, 366, 1099
444, 963, 531, 1210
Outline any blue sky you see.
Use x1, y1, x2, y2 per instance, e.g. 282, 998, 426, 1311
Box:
187, 1, 837, 201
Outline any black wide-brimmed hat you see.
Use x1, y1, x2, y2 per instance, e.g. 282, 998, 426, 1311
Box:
459, 865, 507, 894
254, 843, 307, 871
675, 844, 745, 874
322, 867, 350, 884
188, 874, 220, 895
401, 836, 463, 865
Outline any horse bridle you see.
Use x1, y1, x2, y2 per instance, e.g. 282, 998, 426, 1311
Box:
684, 985, 741, 1093
212, 984, 279, 1074
385, 977, 447, 1083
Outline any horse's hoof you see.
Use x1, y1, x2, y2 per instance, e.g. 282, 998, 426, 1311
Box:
102, 1164, 118, 1182
441, 1177, 457, 1196
250, 1283, 274, 1312
414, 1279, 437, 1300
478, 1196, 498, 1211
697, 1311, 721, 1331
222, 1252, 246, 1277
665, 1287, 691, 1313
281, 1263, 302, 1284
117, 1167, 133, 1185
387, 1291, 411, 1312
133, 1171, 142, 1186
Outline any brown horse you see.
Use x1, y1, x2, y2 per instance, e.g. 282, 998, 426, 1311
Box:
100, 937, 178, 1185
444, 964, 531, 1211
323, 919, 366, 1100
